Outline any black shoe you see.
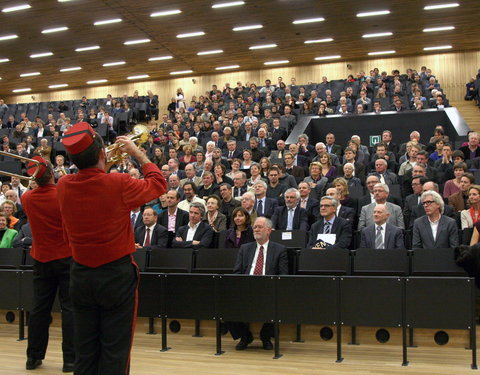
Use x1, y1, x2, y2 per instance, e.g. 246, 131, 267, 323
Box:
62, 362, 74, 373
26, 358, 42, 370
262, 339, 273, 350
235, 333, 253, 350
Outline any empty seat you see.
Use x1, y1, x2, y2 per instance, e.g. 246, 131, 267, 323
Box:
147, 249, 194, 273
192, 248, 239, 274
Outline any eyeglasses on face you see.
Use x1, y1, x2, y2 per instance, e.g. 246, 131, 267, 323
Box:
422, 200, 435, 206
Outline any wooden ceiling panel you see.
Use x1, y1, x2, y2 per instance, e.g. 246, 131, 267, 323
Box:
0, 0, 478, 96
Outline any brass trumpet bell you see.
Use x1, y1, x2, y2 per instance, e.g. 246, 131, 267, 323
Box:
105, 124, 149, 164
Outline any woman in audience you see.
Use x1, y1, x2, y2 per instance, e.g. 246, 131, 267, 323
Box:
300, 102, 313, 115
193, 151, 205, 172
227, 158, 242, 180
247, 163, 265, 187
176, 88, 185, 110
241, 149, 253, 170
0, 200, 19, 230
112, 101, 123, 114
428, 139, 445, 162
341, 163, 363, 188
205, 141, 215, 159
317, 103, 328, 117
443, 162, 468, 198
303, 162, 328, 197
347, 139, 366, 165
179, 145, 196, 165
259, 157, 271, 178
152, 147, 166, 168
0, 183, 12, 204
204, 195, 227, 233
461, 185, 480, 229
318, 152, 337, 181
86, 108, 99, 128
214, 164, 233, 186
332, 177, 357, 211
224, 207, 254, 248
0, 212, 17, 248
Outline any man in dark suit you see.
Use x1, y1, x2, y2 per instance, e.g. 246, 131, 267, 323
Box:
232, 171, 248, 200
359, 204, 405, 249
288, 144, 309, 168
408, 181, 456, 228
158, 190, 189, 246
325, 133, 342, 156
308, 196, 352, 249
412, 190, 459, 249
381, 130, 399, 157
459, 132, 480, 161
325, 187, 355, 227
298, 182, 320, 226
134, 207, 168, 249
253, 180, 278, 219
172, 202, 214, 249
219, 183, 241, 227
284, 152, 305, 184
358, 175, 402, 210
223, 140, 243, 161
403, 176, 427, 228
229, 217, 288, 350
130, 207, 143, 231
271, 188, 308, 231
369, 159, 398, 185
197, 171, 219, 200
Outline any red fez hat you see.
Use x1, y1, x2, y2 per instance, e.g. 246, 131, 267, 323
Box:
62, 122, 95, 155
27, 155, 48, 179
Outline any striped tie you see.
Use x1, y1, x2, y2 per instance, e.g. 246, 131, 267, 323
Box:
375, 226, 384, 249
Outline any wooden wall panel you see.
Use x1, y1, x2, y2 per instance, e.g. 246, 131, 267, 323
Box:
6, 50, 480, 111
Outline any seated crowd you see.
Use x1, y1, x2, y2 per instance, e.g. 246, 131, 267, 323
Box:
0, 66, 475, 254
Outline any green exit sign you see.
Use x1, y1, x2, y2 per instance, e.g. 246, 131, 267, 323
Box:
369, 135, 381, 147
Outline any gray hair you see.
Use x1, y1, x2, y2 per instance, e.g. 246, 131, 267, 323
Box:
373, 183, 390, 194
298, 134, 309, 143
190, 201, 206, 217
421, 190, 444, 214
206, 141, 215, 148
320, 195, 338, 208
253, 180, 268, 189
344, 162, 354, 169
255, 216, 273, 229
285, 188, 300, 200
189, 136, 198, 143
242, 191, 255, 201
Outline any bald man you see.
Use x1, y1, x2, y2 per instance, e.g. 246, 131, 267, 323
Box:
359, 204, 405, 249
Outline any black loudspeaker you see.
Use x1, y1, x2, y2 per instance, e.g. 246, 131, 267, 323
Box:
320, 326, 334, 341
434, 330, 449, 345
375, 328, 390, 343
5, 311, 15, 323
169, 320, 181, 333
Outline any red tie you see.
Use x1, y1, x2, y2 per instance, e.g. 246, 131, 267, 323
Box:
253, 246, 264, 275
144, 228, 151, 246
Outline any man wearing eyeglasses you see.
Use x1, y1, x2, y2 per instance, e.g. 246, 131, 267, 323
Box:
412, 190, 458, 249
307, 196, 352, 249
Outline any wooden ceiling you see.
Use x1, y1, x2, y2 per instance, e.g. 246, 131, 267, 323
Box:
0, 0, 479, 96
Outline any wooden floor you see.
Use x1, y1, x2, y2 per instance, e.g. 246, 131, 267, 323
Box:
0, 317, 477, 375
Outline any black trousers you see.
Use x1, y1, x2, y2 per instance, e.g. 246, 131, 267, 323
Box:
70, 255, 138, 375
227, 322, 274, 341
27, 257, 75, 363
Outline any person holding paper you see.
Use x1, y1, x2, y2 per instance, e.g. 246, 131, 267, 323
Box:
307, 196, 352, 249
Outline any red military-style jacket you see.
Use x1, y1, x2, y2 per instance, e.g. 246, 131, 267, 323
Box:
22, 184, 72, 262
57, 163, 167, 267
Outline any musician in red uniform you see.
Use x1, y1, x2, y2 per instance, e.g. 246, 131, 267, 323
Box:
57, 123, 167, 375
21, 156, 75, 372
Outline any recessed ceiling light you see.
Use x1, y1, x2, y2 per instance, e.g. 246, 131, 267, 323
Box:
20, 72, 41, 77
424, 3, 459, 10
264, 60, 289, 65
94, 18, 122, 26
249, 44, 277, 50
368, 50, 396, 55
216, 65, 240, 70
233, 24, 263, 31
30, 52, 53, 58
292, 17, 325, 24
2, 4, 31, 13
150, 9, 181, 17
357, 10, 390, 17
124, 39, 151, 45
176, 31, 205, 38
42, 26, 68, 34
0, 58, 10, 63
12, 88, 31, 93
212, 1, 245, 8
423, 26, 455, 32
127, 74, 150, 80
362, 32, 393, 38
197, 49, 223, 56
148, 55, 173, 61
304, 38, 334, 44
75, 45, 100, 52
314, 55, 342, 60
423, 45, 453, 50
0, 34, 18, 41
170, 70, 193, 75
103, 61, 126, 67
60, 66, 81, 72
49, 84, 68, 89
87, 79, 108, 84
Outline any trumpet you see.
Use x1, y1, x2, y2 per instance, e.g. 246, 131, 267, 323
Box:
0, 151, 42, 180
105, 124, 149, 164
